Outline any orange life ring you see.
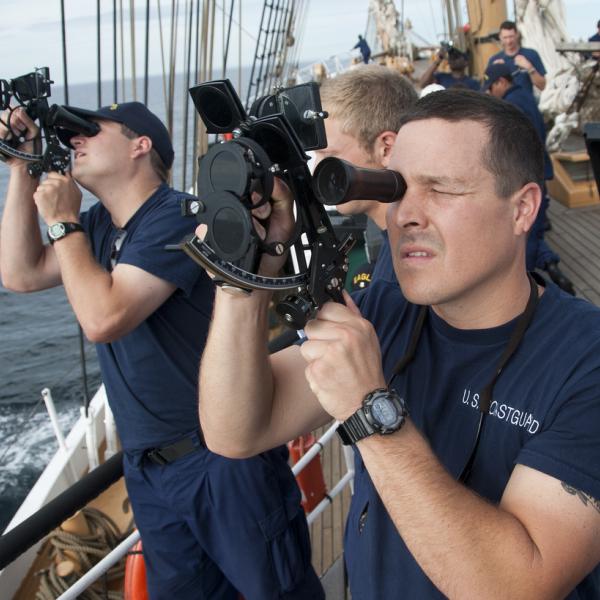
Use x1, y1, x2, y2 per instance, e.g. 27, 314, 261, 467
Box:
288, 434, 327, 513
124, 539, 149, 600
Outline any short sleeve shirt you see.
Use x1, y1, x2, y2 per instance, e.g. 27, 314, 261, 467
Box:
487, 47, 546, 95
345, 279, 600, 599
434, 72, 481, 91
80, 184, 214, 451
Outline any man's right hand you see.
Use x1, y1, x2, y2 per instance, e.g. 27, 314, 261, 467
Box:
0, 107, 40, 168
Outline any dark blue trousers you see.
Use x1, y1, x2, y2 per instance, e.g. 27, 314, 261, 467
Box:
123, 434, 324, 600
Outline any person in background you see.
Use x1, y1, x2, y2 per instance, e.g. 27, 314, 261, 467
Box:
353, 34, 371, 64
488, 20, 546, 95
588, 19, 600, 60
419, 46, 480, 91
0, 101, 323, 600
484, 63, 575, 295
198, 89, 600, 599
316, 64, 418, 285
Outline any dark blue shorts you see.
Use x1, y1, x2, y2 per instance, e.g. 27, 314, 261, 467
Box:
123, 435, 324, 600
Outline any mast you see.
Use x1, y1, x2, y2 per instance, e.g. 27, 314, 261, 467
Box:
464, 0, 508, 78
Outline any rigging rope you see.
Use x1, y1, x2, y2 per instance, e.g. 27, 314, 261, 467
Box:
60, 0, 69, 105
144, 0, 150, 104
113, 0, 118, 102
97, 0, 102, 107
129, 0, 137, 100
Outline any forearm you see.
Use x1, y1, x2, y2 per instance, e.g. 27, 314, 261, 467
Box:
52, 233, 125, 339
199, 288, 276, 457
419, 61, 439, 88
0, 166, 50, 290
531, 70, 546, 91
360, 421, 550, 599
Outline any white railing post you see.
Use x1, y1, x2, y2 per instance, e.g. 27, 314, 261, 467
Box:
41, 388, 78, 484
103, 400, 119, 459
82, 406, 99, 470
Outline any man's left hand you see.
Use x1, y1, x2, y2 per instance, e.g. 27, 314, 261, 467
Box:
33, 172, 82, 225
514, 54, 533, 71
300, 290, 386, 421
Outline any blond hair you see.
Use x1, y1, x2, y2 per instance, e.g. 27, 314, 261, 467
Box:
320, 65, 417, 154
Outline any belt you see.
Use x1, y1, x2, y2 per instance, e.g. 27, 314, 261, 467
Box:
144, 433, 203, 466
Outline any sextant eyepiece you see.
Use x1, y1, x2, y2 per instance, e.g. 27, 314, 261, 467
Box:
313, 157, 406, 205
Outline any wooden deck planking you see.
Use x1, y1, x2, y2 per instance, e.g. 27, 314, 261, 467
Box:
546, 200, 600, 302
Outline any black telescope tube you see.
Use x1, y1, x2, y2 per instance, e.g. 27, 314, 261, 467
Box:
313, 157, 406, 205
46, 104, 101, 137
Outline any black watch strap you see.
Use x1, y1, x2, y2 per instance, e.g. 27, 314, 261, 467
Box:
337, 410, 372, 445
47, 222, 84, 244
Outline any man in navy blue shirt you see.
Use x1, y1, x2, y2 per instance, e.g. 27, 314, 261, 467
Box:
488, 20, 546, 95
483, 63, 575, 295
353, 35, 371, 64
589, 20, 600, 60
419, 47, 480, 92
0, 102, 322, 599
315, 65, 417, 286
199, 90, 600, 598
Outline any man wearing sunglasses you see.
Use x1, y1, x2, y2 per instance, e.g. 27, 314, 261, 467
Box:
199, 90, 600, 599
0, 102, 323, 599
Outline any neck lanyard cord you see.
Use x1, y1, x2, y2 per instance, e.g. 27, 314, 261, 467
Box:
386, 274, 540, 483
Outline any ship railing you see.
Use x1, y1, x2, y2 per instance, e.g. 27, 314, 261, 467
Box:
54, 421, 355, 600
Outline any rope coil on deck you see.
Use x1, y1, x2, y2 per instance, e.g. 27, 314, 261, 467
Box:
35, 507, 129, 600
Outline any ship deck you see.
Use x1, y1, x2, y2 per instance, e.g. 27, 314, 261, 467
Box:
546, 199, 600, 301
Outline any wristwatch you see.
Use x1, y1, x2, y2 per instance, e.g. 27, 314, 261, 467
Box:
337, 388, 408, 446
47, 222, 84, 245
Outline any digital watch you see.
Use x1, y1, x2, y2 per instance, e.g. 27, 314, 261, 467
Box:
337, 387, 407, 446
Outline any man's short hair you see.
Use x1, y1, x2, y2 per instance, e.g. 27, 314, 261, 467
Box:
500, 20, 518, 32
319, 65, 417, 154
121, 124, 170, 182
397, 89, 544, 197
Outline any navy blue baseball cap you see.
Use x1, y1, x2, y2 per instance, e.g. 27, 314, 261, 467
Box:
56, 101, 174, 168
482, 63, 513, 91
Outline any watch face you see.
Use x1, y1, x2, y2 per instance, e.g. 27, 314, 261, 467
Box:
371, 397, 399, 427
49, 223, 66, 240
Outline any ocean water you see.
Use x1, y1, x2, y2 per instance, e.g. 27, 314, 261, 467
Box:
0, 70, 251, 532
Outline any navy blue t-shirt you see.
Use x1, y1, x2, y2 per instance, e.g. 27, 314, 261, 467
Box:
434, 72, 480, 91
370, 230, 396, 285
503, 84, 554, 180
347, 279, 600, 599
487, 47, 546, 95
80, 184, 214, 451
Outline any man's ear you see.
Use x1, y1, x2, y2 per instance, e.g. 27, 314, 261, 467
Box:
131, 135, 153, 159
512, 182, 541, 235
373, 130, 397, 168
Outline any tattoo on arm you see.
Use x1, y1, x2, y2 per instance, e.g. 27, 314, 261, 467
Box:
561, 482, 600, 515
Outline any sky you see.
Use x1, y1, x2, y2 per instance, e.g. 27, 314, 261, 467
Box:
0, 0, 598, 86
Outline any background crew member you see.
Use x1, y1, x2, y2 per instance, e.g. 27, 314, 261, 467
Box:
488, 20, 546, 94
483, 62, 574, 295
315, 64, 417, 285
0, 102, 323, 600
419, 47, 480, 91
353, 34, 371, 64
198, 90, 600, 599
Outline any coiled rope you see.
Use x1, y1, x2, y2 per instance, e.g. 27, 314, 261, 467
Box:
35, 507, 129, 600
